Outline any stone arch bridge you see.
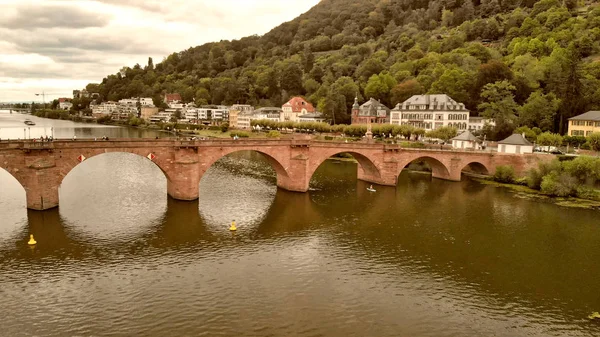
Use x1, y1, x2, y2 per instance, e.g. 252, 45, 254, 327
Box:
0, 139, 546, 210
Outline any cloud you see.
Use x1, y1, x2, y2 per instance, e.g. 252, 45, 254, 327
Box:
0, 3, 110, 30
0, 0, 321, 102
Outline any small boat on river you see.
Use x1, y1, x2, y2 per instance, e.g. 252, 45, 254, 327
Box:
24, 120, 36, 126
367, 185, 376, 192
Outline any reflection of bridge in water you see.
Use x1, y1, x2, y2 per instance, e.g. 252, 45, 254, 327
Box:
0, 138, 547, 210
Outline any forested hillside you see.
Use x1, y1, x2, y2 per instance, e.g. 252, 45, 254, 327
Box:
86, 0, 600, 138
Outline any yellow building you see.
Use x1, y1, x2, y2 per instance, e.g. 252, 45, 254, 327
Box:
141, 107, 159, 121
228, 109, 239, 129
568, 111, 600, 137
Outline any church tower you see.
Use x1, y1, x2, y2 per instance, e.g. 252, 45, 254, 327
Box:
351, 96, 360, 123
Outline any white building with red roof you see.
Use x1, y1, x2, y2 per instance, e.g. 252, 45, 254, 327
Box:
58, 98, 72, 110
164, 93, 182, 104
281, 97, 315, 122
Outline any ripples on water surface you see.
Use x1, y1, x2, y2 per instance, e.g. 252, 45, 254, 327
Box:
1, 151, 599, 337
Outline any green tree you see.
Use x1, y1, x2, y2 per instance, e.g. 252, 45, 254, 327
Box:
429, 68, 472, 104
537, 132, 563, 147
512, 54, 545, 89
195, 88, 211, 105
478, 81, 519, 139
280, 62, 303, 95
330, 76, 360, 119
514, 126, 537, 141
426, 126, 458, 143
147, 57, 154, 70
518, 91, 561, 131
391, 79, 424, 106
364, 72, 397, 107
588, 133, 600, 152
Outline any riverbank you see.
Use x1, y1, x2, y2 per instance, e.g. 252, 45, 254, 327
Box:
475, 178, 600, 210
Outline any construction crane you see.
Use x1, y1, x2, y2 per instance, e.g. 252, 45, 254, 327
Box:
34, 91, 70, 104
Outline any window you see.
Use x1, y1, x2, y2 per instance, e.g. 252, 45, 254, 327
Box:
587, 121, 595, 126
586, 131, 594, 136
596, 122, 600, 127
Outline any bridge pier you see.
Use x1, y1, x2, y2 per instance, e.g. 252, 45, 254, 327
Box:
357, 164, 398, 187
22, 169, 61, 211
277, 150, 310, 192
166, 162, 201, 201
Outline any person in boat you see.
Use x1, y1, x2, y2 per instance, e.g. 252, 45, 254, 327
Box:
369, 185, 373, 190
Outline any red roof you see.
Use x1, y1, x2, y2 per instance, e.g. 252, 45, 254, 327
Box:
165, 93, 181, 103
58, 98, 69, 103
282, 97, 315, 113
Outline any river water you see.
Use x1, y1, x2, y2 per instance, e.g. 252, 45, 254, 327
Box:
0, 110, 163, 140
1, 111, 599, 336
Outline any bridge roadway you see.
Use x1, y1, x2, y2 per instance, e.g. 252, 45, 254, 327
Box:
0, 138, 545, 210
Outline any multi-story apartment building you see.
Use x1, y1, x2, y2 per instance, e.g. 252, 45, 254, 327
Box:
231, 104, 254, 113
255, 107, 282, 121
91, 101, 118, 117
568, 111, 600, 137
390, 94, 469, 131
119, 97, 154, 107
149, 110, 175, 123
237, 112, 254, 130
228, 106, 254, 129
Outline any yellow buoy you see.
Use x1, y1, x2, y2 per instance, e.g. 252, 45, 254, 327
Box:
229, 221, 237, 231
589, 312, 600, 320
28, 234, 37, 245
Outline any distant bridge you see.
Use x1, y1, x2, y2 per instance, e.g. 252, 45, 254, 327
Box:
0, 138, 546, 210
0, 108, 29, 113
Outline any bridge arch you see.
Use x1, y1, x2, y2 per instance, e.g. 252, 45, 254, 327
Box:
460, 161, 491, 176
0, 165, 26, 193
59, 150, 169, 185
0, 166, 26, 203
199, 147, 293, 192
307, 149, 382, 185
397, 156, 451, 181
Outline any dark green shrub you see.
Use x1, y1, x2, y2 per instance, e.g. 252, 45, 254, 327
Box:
97, 115, 112, 124
494, 165, 515, 183
220, 123, 229, 132
266, 130, 281, 138
540, 171, 578, 197
230, 131, 249, 138
526, 159, 561, 189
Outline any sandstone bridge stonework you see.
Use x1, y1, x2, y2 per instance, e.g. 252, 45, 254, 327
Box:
0, 139, 548, 210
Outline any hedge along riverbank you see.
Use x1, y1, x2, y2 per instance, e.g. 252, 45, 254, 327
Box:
493, 156, 600, 201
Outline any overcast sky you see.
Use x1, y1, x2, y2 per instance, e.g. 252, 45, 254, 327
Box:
0, 0, 320, 102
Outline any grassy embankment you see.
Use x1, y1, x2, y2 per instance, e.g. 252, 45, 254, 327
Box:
487, 156, 600, 209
